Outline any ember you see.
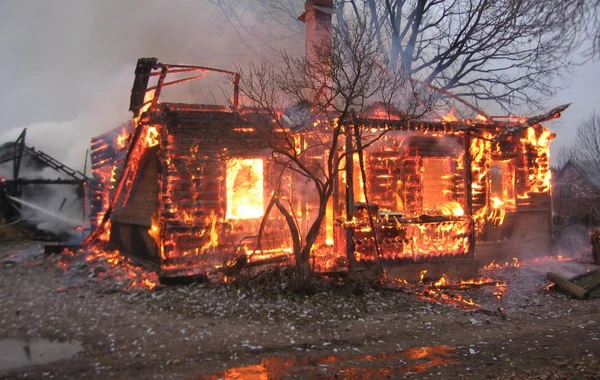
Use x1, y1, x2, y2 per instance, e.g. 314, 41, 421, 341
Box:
421, 288, 479, 309
483, 257, 521, 270
393, 273, 507, 310
58, 248, 159, 292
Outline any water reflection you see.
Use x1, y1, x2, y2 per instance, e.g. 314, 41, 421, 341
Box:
0, 338, 83, 371
198, 345, 456, 379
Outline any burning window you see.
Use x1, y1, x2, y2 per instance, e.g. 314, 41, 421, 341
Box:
489, 161, 516, 211
226, 158, 264, 219
422, 157, 452, 212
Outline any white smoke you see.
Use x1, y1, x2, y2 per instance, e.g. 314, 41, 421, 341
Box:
0, 0, 304, 236
0, 0, 305, 166
0, 66, 133, 171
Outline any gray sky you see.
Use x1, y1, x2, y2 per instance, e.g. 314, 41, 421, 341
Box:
548, 60, 600, 155
1, 1, 230, 125
0, 0, 598, 169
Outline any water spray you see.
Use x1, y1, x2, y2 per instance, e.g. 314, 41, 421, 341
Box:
8, 196, 81, 228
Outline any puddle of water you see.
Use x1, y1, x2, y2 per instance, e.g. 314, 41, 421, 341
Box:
198, 345, 456, 379
0, 338, 83, 371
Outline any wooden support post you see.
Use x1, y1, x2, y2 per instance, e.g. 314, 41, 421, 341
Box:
345, 125, 357, 268
463, 130, 474, 259
591, 228, 600, 265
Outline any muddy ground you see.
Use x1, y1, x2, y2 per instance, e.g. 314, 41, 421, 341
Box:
0, 238, 599, 379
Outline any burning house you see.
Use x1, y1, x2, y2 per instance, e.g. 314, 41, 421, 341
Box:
89, 121, 134, 231
86, 1, 564, 283
85, 57, 563, 282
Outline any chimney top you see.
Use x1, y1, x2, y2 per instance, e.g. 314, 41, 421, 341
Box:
298, 1, 335, 22
299, 0, 334, 62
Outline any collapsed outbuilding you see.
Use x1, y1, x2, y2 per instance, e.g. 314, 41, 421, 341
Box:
0, 129, 88, 234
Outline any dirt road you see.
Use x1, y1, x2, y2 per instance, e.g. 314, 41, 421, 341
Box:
1, 240, 599, 379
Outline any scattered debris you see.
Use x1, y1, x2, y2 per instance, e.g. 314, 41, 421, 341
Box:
44, 243, 83, 255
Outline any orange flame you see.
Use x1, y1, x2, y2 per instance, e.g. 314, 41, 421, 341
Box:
148, 213, 161, 252
442, 108, 459, 122
421, 288, 479, 309
493, 282, 507, 299
72, 247, 159, 291
200, 210, 220, 252
483, 257, 520, 270
97, 219, 111, 242
145, 126, 159, 147
116, 128, 130, 149
434, 274, 449, 286
519, 127, 553, 194
490, 196, 503, 209
440, 201, 464, 217
225, 158, 264, 219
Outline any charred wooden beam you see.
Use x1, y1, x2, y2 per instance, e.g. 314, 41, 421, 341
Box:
547, 272, 590, 300
526, 104, 570, 126
129, 57, 158, 115
6, 179, 86, 185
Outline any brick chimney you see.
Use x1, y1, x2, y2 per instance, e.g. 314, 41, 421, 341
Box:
299, 1, 334, 67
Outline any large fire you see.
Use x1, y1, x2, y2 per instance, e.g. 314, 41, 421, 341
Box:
520, 126, 552, 194
225, 158, 264, 219
90, 119, 554, 280
85, 58, 559, 285
468, 122, 552, 237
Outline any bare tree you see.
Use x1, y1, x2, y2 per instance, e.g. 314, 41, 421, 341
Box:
554, 145, 578, 171
590, 0, 600, 57
238, 20, 437, 283
208, 0, 304, 60
210, 0, 591, 111
560, 111, 600, 178
564, 0, 600, 58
